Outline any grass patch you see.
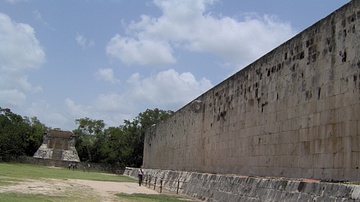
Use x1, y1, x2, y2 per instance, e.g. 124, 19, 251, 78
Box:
0, 177, 22, 186
0, 192, 94, 202
116, 193, 197, 202
0, 163, 197, 202
0, 180, 13, 186
0, 163, 135, 182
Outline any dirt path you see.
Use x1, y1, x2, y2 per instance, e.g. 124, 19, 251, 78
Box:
0, 178, 158, 202
69, 179, 159, 201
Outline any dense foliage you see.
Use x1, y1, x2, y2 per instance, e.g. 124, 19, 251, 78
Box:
74, 108, 174, 167
0, 107, 47, 161
0, 106, 173, 168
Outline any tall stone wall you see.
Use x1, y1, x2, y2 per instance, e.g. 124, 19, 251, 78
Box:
143, 1, 360, 182
124, 167, 360, 202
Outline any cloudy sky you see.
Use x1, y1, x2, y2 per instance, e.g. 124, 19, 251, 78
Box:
0, 0, 349, 130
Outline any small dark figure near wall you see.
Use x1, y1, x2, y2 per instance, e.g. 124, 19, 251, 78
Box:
138, 166, 144, 186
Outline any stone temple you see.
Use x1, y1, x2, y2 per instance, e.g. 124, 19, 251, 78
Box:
33, 130, 80, 167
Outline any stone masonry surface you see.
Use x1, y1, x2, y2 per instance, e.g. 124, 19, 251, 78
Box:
33, 130, 80, 163
125, 168, 360, 202
143, 1, 360, 182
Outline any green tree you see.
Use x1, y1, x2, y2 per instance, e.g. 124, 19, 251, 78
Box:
73, 109, 173, 167
73, 117, 105, 162
122, 108, 173, 167
100, 126, 127, 166
0, 108, 47, 160
24, 116, 47, 156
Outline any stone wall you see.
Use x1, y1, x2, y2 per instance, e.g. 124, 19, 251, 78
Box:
143, 1, 360, 181
124, 167, 360, 202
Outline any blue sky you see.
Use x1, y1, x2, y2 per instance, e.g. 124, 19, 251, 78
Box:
0, 0, 350, 130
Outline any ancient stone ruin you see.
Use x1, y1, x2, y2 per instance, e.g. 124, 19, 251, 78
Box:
139, 1, 360, 201
144, 0, 360, 182
33, 130, 80, 167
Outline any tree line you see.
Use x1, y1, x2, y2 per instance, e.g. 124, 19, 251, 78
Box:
0, 107, 173, 168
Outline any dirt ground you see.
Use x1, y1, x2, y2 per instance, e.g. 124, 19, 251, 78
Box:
0, 177, 159, 202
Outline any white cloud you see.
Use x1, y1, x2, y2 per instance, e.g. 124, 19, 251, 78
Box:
0, 89, 26, 108
25, 101, 70, 130
95, 68, 120, 83
0, 12, 45, 112
65, 97, 133, 128
76, 33, 95, 48
106, 34, 176, 66
63, 68, 212, 128
0, 73, 42, 93
106, 0, 294, 67
94, 93, 133, 112
0, 13, 45, 72
127, 69, 213, 108
18, 76, 42, 92
65, 98, 90, 118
